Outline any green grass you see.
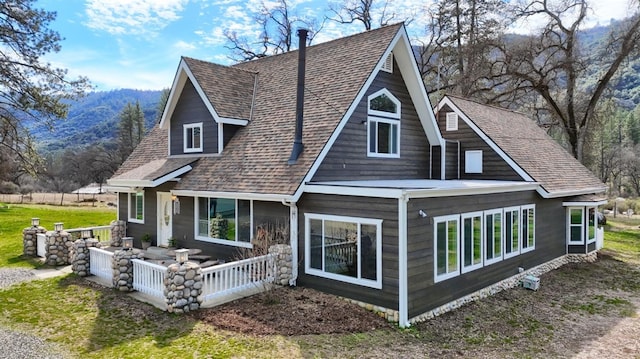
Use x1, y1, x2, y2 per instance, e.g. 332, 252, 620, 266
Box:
0, 204, 116, 268
603, 218, 640, 263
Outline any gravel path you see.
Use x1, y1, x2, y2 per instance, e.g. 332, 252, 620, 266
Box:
0, 268, 72, 359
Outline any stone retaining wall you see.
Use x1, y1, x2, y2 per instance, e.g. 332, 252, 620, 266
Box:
45, 229, 73, 266
22, 225, 46, 257
165, 261, 203, 313
71, 238, 101, 277
112, 249, 143, 291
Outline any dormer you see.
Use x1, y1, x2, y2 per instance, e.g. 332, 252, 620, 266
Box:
159, 57, 256, 156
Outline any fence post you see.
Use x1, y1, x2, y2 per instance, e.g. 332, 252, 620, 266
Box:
110, 220, 126, 247
23, 220, 46, 257
72, 238, 101, 277
165, 261, 203, 313
45, 224, 73, 266
112, 249, 143, 291
268, 244, 293, 286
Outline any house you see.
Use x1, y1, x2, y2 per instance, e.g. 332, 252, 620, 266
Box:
107, 23, 606, 327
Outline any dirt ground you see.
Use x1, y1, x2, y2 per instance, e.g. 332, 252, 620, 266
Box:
190, 251, 640, 358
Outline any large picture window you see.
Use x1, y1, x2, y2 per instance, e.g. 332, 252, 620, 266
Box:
305, 214, 382, 289
461, 212, 483, 273
195, 197, 251, 247
128, 192, 144, 223
184, 123, 203, 153
367, 89, 400, 158
434, 215, 460, 282
503, 207, 520, 259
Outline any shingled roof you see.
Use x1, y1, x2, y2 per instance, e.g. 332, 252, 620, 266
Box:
443, 95, 605, 196
169, 23, 405, 196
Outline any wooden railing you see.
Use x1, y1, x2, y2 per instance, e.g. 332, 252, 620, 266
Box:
89, 247, 114, 286
66, 225, 112, 243
132, 259, 167, 301
200, 254, 276, 306
596, 227, 605, 250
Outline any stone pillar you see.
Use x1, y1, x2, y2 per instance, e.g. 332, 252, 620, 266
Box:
112, 249, 143, 291
165, 261, 203, 313
23, 223, 46, 257
110, 220, 126, 247
45, 226, 73, 266
269, 244, 293, 286
72, 238, 101, 277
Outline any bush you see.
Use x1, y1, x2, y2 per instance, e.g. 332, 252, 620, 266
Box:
0, 181, 19, 194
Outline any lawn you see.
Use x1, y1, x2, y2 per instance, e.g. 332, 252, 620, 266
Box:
0, 204, 116, 268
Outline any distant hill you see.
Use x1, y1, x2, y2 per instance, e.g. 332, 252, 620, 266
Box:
30, 89, 163, 153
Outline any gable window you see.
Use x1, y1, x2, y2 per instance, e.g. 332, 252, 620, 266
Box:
521, 205, 535, 253
195, 197, 252, 247
461, 212, 483, 273
465, 150, 483, 174
367, 89, 401, 158
446, 112, 458, 131
305, 214, 382, 289
184, 123, 203, 153
434, 214, 460, 282
128, 192, 144, 224
484, 209, 502, 265
504, 207, 520, 259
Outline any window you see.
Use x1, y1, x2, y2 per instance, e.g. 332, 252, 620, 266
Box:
521, 205, 535, 253
195, 197, 252, 247
465, 150, 483, 174
367, 89, 400, 158
305, 214, 382, 289
484, 209, 502, 265
128, 192, 144, 223
184, 123, 203, 153
587, 206, 596, 243
504, 207, 520, 259
434, 215, 460, 282
462, 212, 483, 273
568, 208, 584, 244
446, 112, 458, 131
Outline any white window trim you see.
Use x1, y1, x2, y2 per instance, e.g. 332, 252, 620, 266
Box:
586, 206, 597, 244
434, 214, 460, 283
446, 112, 458, 131
465, 150, 483, 174
368, 88, 401, 119
503, 206, 521, 259
461, 211, 484, 274
183, 122, 203, 153
521, 204, 536, 253
128, 192, 144, 224
193, 197, 253, 248
567, 207, 585, 245
484, 208, 503, 265
367, 116, 401, 158
304, 213, 383, 289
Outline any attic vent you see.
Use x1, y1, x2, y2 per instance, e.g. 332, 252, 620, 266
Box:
381, 53, 393, 73
446, 112, 458, 131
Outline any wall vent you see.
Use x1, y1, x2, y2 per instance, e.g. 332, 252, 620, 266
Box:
446, 112, 458, 131
381, 53, 393, 73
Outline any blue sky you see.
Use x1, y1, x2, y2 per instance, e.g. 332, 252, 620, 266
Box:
37, 0, 633, 91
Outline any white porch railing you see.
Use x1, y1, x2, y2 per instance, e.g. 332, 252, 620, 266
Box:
36, 233, 46, 258
89, 247, 114, 286
67, 225, 112, 243
596, 227, 605, 250
132, 259, 167, 301
201, 254, 276, 307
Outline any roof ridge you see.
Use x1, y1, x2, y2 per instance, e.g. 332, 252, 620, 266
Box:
182, 56, 258, 75
445, 94, 531, 118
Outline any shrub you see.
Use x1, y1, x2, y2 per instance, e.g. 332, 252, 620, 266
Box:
0, 181, 19, 194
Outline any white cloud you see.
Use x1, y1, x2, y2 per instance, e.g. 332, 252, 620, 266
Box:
84, 0, 189, 36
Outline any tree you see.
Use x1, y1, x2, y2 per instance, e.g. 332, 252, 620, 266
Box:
0, 0, 89, 181
155, 88, 170, 123
224, 0, 322, 61
494, 0, 640, 161
328, 0, 402, 30
117, 101, 145, 162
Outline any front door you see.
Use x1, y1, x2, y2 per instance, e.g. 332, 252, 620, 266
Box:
157, 192, 172, 247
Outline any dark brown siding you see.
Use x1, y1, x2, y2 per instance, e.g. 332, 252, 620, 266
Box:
436, 105, 522, 181
120, 183, 176, 247
406, 191, 566, 318
312, 61, 431, 182
444, 140, 459, 179
169, 79, 218, 156
297, 193, 400, 310
431, 145, 442, 179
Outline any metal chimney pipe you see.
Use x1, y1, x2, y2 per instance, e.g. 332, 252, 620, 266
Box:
288, 28, 308, 165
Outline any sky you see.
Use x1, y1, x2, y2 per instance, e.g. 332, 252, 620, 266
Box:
37, 0, 636, 91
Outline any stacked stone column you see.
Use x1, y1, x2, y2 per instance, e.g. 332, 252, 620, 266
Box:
165, 261, 203, 313
269, 244, 293, 286
22, 219, 46, 257
45, 224, 73, 266
72, 238, 101, 277
110, 220, 126, 247
112, 249, 143, 291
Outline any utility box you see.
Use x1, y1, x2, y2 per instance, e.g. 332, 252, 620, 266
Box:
522, 275, 540, 291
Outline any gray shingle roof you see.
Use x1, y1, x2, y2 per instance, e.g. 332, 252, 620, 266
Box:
445, 95, 605, 195
112, 125, 168, 177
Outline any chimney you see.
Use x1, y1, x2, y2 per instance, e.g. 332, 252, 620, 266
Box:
288, 28, 309, 165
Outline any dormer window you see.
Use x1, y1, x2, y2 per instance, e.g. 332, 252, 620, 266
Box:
367, 89, 401, 158
184, 123, 203, 153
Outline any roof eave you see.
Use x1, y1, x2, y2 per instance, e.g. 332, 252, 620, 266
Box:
537, 186, 607, 199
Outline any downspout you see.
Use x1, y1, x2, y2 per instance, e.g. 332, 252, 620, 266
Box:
282, 198, 298, 285
398, 192, 409, 327
288, 28, 309, 165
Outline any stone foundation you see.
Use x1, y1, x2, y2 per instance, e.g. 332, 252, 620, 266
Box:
165, 262, 203, 313
72, 239, 101, 277
112, 249, 143, 291
45, 229, 73, 266
269, 244, 293, 286
23, 225, 46, 257
110, 220, 126, 247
